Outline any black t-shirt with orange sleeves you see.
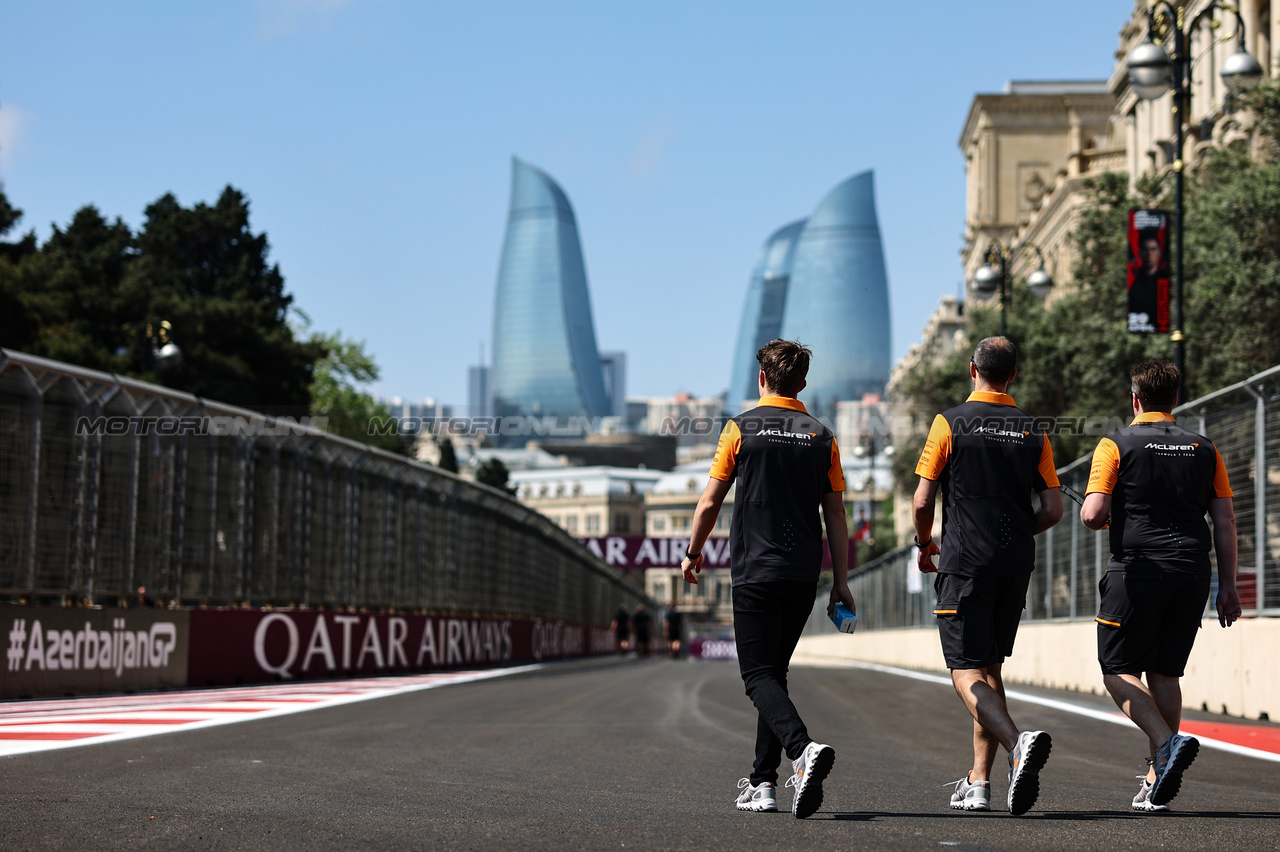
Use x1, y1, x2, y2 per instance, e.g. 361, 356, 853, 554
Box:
914, 391, 1060, 577
1086, 412, 1233, 576
709, 396, 845, 586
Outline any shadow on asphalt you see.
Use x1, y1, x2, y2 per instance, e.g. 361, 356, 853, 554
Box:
826, 810, 1280, 821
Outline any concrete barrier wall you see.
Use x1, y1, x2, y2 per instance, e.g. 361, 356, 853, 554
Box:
794, 618, 1280, 722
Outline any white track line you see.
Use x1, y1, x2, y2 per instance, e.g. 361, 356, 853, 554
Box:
0, 665, 546, 757
810, 658, 1280, 764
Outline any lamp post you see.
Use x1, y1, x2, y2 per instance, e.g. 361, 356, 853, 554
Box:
852, 428, 893, 556
970, 242, 1054, 336
1126, 1, 1263, 391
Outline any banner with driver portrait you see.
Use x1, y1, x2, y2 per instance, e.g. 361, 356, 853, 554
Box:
1126, 209, 1171, 333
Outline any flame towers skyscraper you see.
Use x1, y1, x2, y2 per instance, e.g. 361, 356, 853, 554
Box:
491, 158, 610, 421
731, 170, 891, 416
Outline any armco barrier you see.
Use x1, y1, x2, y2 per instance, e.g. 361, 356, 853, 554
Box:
1, 603, 618, 698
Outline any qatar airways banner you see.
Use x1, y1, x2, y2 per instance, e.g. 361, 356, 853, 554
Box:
1, 605, 189, 699
187, 610, 616, 687
576, 535, 851, 570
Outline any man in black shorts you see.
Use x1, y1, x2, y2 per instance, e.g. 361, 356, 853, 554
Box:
1081, 360, 1240, 811
912, 336, 1063, 815
681, 339, 853, 819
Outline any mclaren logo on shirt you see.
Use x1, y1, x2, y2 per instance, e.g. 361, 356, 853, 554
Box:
757, 429, 817, 443
972, 426, 1032, 442
1145, 441, 1199, 456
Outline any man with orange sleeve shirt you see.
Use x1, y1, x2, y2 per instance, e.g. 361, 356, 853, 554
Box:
911, 336, 1063, 815
680, 339, 853, 819
1081, 360, 1240, 812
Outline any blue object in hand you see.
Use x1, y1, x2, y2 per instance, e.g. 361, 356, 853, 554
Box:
829, 602, 857, 634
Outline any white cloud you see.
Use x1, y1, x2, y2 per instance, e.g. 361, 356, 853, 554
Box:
628, 113, 676, 180
255, 0, 357, 41
0, 101, 31, 169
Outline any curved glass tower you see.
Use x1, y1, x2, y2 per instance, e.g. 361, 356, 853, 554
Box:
779, 170, 891, 416
492, 158, 610, 420
728, 219, 806, 409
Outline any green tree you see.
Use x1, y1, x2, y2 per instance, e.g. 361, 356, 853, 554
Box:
0, 187, 36, 344
5, 205, 136, 369
307, 329, 408, 455
0, 186, 322, 416
123, 187, 320, 413
476, 456, 515, 495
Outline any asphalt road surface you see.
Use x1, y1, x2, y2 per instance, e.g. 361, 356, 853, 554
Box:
2, 657, 1278, 851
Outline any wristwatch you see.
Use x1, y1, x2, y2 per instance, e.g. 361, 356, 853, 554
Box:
684, 548, 701, 560
913, 534, 932, 548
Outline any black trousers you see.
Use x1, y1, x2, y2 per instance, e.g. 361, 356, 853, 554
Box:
733, 580, 816, 786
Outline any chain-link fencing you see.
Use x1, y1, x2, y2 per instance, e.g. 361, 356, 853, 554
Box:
0, 349, 650, 626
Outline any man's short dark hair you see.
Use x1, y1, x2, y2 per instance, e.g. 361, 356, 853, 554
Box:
1131, 359, 1181, 411
757, 339, 811, 397
972, 337, 1018, 385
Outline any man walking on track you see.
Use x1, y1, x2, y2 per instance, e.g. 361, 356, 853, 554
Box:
681, 339, 853, 819
1080, 359, 1240, 812
911, 336, 1063, 815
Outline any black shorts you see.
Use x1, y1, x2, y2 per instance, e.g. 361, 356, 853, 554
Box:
933, 572, 1030, 670
1096, 570, 1210, 677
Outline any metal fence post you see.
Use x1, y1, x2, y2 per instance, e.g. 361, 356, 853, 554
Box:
1246, 381, 1267, 610
23, 394, 42, 596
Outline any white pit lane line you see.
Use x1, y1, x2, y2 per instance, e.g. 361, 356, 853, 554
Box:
0, 665, 547, 757
803, 658, 1280, 763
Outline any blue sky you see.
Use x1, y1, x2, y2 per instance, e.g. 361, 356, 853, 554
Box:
1, 0, 1129, 406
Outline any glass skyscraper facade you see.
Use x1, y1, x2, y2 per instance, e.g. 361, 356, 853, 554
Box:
728, 219, 806, 408
731, 170, 891, 416
492, 158, 611, 421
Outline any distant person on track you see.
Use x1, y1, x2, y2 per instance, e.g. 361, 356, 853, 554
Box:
633, 605, 652, 657
1081, 359, 1240, 812
911, 336, 1063, 815
611, 605, 631, 656
681, 338, 852, 819
664, 604, 684, 659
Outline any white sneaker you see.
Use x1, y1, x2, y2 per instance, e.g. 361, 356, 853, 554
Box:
783, 741, 835, 819
1132, 775, 1170, 812
947, 773, 992, 811
735, 778, 777, 812
1006, 730, 1052, 815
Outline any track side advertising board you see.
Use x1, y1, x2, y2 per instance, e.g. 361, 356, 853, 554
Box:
1, 605, 189, 699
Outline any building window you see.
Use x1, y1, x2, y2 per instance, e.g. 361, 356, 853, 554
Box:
566, 515, 578, 533
586, 514, 601, 533
614, 514, 631, 533
674, 515, 692, 532
653, 517, 667, 532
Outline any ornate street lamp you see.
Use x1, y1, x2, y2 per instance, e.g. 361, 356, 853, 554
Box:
1126, 1, 1263, 392
970, 242, 1054, 336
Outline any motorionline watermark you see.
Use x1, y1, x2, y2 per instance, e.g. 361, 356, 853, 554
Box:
644, 411, 1204, 441
75, 415, 329, 438
369, 415, 614, 439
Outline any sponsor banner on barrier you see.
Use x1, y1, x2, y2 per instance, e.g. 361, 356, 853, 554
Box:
577, 535, 849, 570
688, 637, 738, 660
188, 610, 616, 687
0, 605, 189, 699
